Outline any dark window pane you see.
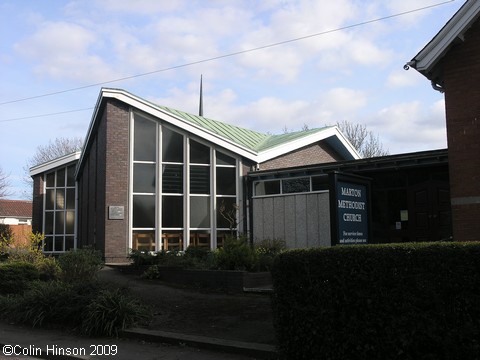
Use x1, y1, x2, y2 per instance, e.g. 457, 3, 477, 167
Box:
133, 195, 156, 228
312, 176, 329, 191
216, 167, 236, 195
190, 140, 210, 164
65, 236, 74, 251
190, 166, 210, 194
162, 165, 183, 193
134, 163, 156, 193
66, 188, 75, 209
56, 189, 65, 209
162, 196, 183, 228
46, 189, 55, 210
216, 197, 237, 229
134, 114, 157, 161
66, 211, 75, 234
254, 180, 280, 196
282, 178, 310, 194
57, 168, 65, 187
162, 127, 184, 162
45, 212, 54, 235
54, 236, 64, 252
46, 172, 55, 187
216, 152, 236, 166
44, 236, 53, 251
190, 196, 210, 228
67, 165, 76, 186
55, 212, 65, 234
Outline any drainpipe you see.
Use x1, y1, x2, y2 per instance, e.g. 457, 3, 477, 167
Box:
431, 80, 445, 93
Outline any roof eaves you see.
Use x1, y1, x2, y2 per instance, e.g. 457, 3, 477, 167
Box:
92, 88, 262, 161
256, 126, 360, 163
29, 151, 81, 177
409, 0, 480, 79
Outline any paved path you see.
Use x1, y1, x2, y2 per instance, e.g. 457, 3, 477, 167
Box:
0, 321, 266, 360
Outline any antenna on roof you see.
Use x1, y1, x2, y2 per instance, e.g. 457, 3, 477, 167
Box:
199, 74, 204, 117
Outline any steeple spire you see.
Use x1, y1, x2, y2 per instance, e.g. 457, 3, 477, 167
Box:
199, 74, 204, 117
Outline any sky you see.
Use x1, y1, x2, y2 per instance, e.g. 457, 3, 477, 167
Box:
0, 0, 466, 199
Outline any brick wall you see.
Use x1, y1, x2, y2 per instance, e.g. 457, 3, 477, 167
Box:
443, 19, 480, 241
103, 100, 130, 263
259, 141, 341, 171
77, 100, 130, 262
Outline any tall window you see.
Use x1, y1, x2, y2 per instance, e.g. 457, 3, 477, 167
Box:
131, 112, 239, 251
132, 115, 157, 251
189, 139, 211, 248
161, 127, 184, 251
216, 151, 237, 247
44, 165, 76, 252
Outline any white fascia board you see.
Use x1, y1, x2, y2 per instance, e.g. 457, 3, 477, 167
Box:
256, 126, 360, 163
101, 89, 260, 161
29, 151, 81, 177
414, 0, 480, 73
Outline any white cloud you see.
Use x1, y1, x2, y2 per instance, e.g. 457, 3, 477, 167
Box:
14, 21, 117, 82
369, 99, 447, 154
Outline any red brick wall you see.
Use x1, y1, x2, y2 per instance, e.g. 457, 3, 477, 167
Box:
103, 100, 130, 263
77, 100, 130, 262
259, 141, 341, 171
443, 19, 480, 241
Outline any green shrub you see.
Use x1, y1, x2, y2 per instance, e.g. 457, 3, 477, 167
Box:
0, 262, 39, 295
35, 256, 61, 281
141, 265, 161, 279
81, 288, 150, 337
255, 238, 286, 271
7, 280, 98, 327
129, 250, 159, 267
271, 242, 480, 360
214, 236, 257, 271
58, 247, 103, 283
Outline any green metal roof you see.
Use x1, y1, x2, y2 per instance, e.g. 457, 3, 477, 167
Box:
155, 104, 334, 153
157, 105, 268, 151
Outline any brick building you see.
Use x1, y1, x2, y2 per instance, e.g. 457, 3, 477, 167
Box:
30, 88, 359, 262
408, 0, 480, 241
0, 199, 32, 246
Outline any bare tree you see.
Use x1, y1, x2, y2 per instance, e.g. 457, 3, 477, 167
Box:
22, 137, 84, 199
27, 137, 84, 167
336, 120, 388, 158
0, 166, 12, 199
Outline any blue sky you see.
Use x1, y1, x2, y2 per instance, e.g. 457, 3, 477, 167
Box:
0, 0, 465, 198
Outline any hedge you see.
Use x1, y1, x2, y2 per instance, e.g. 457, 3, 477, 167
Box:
271, 242, 480, 360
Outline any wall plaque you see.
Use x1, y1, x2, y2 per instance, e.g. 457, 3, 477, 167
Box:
109, 206, 124, 220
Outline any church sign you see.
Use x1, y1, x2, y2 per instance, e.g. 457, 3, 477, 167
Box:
330, 172, 371, 245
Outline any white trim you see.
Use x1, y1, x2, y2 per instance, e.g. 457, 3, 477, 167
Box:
412, 0, 480, 74
29, 151, 81, 177
86, 88, 359, 166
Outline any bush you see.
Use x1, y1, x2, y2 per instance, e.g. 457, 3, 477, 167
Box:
58, 247, 103, 283
271, 242, 480, 360
129, 250, 159, 267
214, 236, 257, 271
6, 280, 98, 327
255, 238, 285, 271
81, 288, 150, 337
0, 262, 39, 295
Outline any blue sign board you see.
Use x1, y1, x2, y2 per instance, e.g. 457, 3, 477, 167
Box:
330, 173, 370, 245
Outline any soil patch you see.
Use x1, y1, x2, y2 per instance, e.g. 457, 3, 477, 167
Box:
97, 266, 276, 345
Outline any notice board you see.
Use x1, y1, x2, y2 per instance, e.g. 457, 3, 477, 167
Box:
329, 172, 371, 245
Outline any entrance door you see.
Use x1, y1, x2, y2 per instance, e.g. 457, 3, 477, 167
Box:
408, 181, 452, 242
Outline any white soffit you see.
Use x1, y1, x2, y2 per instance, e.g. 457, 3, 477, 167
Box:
29, 151, 81, 177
